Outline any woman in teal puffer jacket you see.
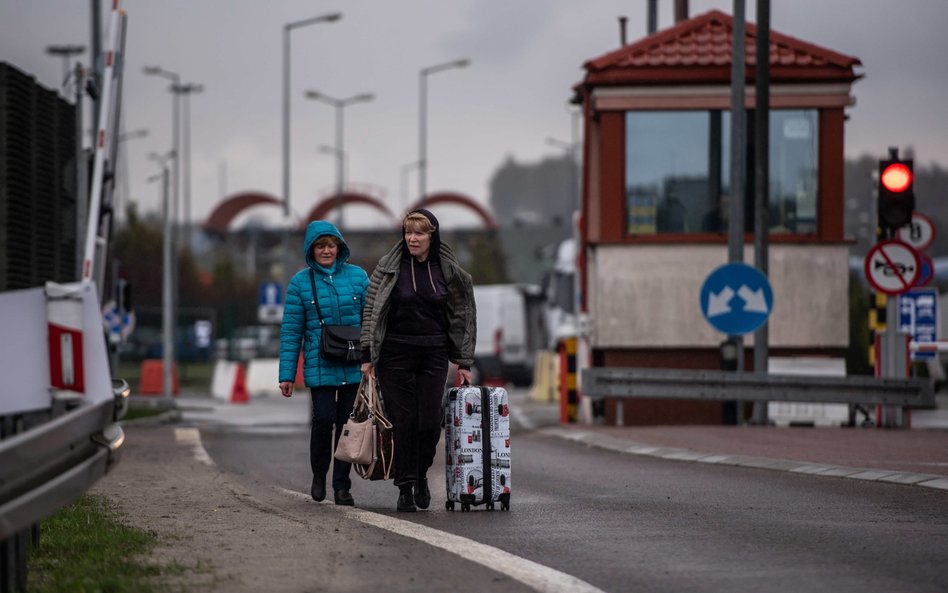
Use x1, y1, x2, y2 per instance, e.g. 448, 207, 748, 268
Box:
279, 220, 368, 506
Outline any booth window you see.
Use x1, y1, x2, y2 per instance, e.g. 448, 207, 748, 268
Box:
625, 109, 819, 236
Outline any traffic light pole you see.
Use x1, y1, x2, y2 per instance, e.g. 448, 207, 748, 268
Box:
875, 146, 915, 428
880, 297, 908, 427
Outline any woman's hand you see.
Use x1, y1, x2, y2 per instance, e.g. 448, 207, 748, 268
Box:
457, 368, 472, 386
279, 381, 294, 398
361, 362, 375, 378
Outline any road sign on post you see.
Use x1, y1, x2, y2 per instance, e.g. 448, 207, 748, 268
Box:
864, 240, 920, 295
897, 212, 935, 252
700, 263, 774, 335
899, 289, 937, 361
258, 281, 284, 324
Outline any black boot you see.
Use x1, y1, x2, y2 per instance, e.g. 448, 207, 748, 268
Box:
311, 476, 326, 502
397, 486, 417, 512
414, 477, 431, 510
334, 489, 354, 506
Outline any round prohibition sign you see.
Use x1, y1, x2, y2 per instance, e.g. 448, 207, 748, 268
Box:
864, 239, 920, 295
896, 213, 936, 252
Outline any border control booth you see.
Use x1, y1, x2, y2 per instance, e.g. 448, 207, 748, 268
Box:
575, 10, 863, 425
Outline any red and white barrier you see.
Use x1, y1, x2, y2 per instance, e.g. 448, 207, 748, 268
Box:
210, 360, 249, 404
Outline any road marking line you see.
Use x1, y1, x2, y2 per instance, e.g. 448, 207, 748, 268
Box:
173, 427, 215, 466
509, 404, 535, 431
276, 487, 604, 593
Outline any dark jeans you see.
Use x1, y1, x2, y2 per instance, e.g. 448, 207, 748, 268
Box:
310, 383, 358, 492
377, 344, 449, 489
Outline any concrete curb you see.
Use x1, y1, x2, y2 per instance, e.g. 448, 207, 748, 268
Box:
539, 426, 948, 492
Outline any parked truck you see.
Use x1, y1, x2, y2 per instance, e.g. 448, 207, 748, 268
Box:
471, 283, 546, 386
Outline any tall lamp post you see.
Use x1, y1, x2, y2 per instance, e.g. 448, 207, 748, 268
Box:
148, 151, 174, 406
400, 161, 421, 217
171, 82, 204, 251
115, 128, 149, 223
304, 90, 374, 229
546, 136, 579, 225
144, 65, 182, 380
142, 66, 182, 229
45, 44, 85, 91
281, 13, 341, 221
280, 13, 341, 285
418, 58, 470, 200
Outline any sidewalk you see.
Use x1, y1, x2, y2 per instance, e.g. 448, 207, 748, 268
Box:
526, 393, 948, 491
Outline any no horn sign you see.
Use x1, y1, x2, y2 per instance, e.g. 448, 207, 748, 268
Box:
700, 263, 774, 335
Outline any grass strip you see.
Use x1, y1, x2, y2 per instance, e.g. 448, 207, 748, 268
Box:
26, 494, 190, 593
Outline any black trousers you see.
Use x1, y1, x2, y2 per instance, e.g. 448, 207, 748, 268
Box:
377, 343, 449, 489
309, 383, 358, 492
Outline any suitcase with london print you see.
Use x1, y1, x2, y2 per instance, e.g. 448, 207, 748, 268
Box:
443, 384, 511, 511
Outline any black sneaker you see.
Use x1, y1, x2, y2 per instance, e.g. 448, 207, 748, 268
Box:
311, 477, 326, 502
414, 478, 431, 510
397, 487, 417, 512
334, 489, 354, 506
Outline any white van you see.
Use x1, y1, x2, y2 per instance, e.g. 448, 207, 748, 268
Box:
472, 284, 545, 386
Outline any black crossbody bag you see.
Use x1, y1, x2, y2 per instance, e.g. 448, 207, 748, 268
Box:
309, 269, 361, 364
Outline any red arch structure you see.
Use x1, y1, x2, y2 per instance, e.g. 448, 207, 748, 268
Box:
408, 192, 497, 229
302, 192, 396, 228
203, 191, 282, 235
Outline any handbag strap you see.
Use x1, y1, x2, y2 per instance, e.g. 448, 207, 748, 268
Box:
308, 269, 327, 326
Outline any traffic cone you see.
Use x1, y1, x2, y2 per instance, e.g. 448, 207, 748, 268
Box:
230, 363, 249, 404
139, 359, 179, 396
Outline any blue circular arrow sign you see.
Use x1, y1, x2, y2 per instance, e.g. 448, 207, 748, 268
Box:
700, 263, 774, 335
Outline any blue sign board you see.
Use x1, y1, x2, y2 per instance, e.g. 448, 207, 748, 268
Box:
899, 288, 937, 360
700, 263, 774, 335
259, 281, 282, 306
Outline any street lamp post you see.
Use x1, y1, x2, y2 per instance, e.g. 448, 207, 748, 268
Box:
171, 82, 204, 251
115, 128, 148, 223
304, 91, 374, 229
418, 58, 470, 200
400, 161, 421, 217
281, 13, 341, 220
148, 151, 174, 406
317, 144, 348, 220
280, 13, 341, 287
45, 44, 85, 91
142, 66, 181, 229
546, 136, 579, 224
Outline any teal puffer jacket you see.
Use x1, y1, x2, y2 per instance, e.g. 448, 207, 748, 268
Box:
279, 221, 368, 387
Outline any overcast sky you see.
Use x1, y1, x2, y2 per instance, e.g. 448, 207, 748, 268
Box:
2, 0, 946, 230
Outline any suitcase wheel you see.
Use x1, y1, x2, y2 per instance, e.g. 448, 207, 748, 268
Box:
461, 503, 471, 512
446, 501, 455, 511
499, 493, 510, 511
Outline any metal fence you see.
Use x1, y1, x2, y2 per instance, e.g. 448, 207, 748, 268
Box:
582, 367, 935, 407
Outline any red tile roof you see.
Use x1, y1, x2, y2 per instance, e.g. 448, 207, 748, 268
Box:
583, 9, 862, 86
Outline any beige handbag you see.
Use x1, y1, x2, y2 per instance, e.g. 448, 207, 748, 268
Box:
349, 375, 395, 481
333, 415, 375, 465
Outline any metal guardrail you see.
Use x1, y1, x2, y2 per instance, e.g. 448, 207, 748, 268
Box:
582, 367, 935, 408
0, 380, 129, 591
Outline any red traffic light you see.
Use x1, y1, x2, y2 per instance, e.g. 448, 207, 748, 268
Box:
881, 162, 912, 192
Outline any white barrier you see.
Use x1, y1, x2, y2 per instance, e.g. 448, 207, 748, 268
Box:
211, 360, 239, 400
246, 358, 280, 397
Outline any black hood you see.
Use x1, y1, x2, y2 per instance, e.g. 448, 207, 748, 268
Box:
403, 208, 442, 259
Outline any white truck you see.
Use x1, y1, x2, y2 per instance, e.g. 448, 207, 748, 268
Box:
472, 284, 545, 386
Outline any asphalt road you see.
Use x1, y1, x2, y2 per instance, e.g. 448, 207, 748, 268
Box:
200, 419, 948, 593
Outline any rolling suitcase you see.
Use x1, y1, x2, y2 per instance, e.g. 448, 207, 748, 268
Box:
443, 385, 511, 511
